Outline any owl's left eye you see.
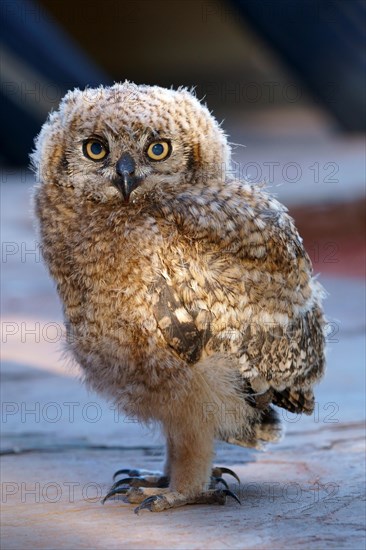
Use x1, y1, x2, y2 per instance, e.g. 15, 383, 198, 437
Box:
146, 140, 171, 161
83, 139, 108, 161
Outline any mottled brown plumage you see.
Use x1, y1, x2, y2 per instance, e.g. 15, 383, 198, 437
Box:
32, 82, 325, 512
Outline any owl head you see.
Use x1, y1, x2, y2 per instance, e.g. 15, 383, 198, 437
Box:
31, 82, 231, 203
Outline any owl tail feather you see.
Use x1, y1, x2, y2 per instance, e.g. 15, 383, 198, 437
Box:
272, 388, 315, 415
225, 406, 283, 450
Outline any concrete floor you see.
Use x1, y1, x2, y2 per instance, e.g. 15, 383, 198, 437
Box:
1, 150, 365, 549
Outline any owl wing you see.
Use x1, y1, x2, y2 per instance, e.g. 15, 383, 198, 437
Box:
150, 275, 324, 416
151, 272, 322, 415
272, 387, 315, 414
150, 182, 325, 415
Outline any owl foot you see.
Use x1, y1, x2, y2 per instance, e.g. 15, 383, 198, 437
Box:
102, 466, 240, 507
133, 488, 241, 513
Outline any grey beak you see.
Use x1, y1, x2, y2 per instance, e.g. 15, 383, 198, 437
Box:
114, 153, 141, 202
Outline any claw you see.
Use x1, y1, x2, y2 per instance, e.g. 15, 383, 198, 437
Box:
110, 475, 169, 491
213, 477, 229, 489
101, 487, 129, 504
110, 477, 133, 490
216, 467, 240, 484
221, 489, 241, 505
110, 477, 150, 490
113, 468, 141, 481
112, 468, 164, 482
134, 495, 161, 514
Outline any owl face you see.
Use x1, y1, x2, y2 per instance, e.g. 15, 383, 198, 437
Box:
32, 82, 231, 203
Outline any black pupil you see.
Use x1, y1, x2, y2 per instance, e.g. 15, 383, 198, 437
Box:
152, 143, 164, 156
91, 141, 103, 155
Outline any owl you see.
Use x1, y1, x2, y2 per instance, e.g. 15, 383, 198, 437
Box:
32, 82, 325, 513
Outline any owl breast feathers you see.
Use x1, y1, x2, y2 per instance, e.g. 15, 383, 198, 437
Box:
32, 82, 325, 511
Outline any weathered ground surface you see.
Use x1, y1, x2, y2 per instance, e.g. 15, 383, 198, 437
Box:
1, 142, 365, 549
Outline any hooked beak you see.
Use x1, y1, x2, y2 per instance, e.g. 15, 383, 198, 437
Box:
113, 153, 142, 202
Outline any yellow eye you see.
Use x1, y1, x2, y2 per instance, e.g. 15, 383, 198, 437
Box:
83, 139, 108, 161
146, 141, 171, 161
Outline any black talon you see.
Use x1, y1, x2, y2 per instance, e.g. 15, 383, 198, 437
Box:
110, 475, 169, 490
113, 469, 140, 481
110, 477, 133, 490
222, 489, 241, 505
217, 467, 240, 484
134, 495, 161, 514
101, 487, 129, 504
214, 477, 229, 489
110, 477, 152, 490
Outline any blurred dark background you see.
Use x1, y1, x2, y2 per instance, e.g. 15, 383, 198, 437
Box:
1, 0, 365, 166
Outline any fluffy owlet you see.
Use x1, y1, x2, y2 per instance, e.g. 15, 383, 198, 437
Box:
32, 82, 325, 513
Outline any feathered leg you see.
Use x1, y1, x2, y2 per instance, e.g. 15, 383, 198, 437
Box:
103, 420, 239, 512
131, 416, 239, 512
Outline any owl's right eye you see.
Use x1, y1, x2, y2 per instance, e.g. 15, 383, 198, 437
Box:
83, 139, 108, 161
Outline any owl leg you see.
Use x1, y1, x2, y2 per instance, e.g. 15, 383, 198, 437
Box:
131, 423, 240, 513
